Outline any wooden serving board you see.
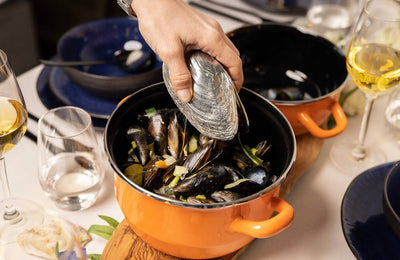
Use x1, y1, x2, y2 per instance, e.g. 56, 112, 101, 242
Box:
101, 133, 324, 260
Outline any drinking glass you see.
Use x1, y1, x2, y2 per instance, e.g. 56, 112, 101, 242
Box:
330, 0, 400, 173
37, 106, 104, 211
294, 0, 362, 47
0, 49, 44, 244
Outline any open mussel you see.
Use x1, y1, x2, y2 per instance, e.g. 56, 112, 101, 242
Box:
167, 111, 187, 159
148, 111, 168, 155
143, 155, 164, 190
126, 125, 153, 165
182, 140, 214, 178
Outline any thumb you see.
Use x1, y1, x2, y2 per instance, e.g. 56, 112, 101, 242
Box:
165, 54, 193, 103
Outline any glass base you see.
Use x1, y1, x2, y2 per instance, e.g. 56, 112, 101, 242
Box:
0, 198, 44, 244
330, 140, 388, 174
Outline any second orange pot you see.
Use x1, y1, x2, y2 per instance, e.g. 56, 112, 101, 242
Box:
228, 23, 348, 138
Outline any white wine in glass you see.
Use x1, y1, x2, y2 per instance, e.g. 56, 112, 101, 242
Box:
330, 0, 400, 173
0, 49, 44, 244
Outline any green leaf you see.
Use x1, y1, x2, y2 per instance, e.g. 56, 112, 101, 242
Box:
238, 134, 263, 166
339, 86, 358, 106
87, 254, 102, 260
87, 224, 115, 240
55, 241, 59, 258
98, 215, 120, 229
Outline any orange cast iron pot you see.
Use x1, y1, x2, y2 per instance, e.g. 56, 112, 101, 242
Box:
228, 23, 349, 138
105, 83, 297, 259
272, 84, 347, 138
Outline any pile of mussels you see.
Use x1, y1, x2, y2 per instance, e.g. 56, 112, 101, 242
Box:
121, 107, 277, 204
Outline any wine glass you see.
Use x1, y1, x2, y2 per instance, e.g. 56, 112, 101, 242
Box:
0, 49, 44, 244
330, 0, 400, 173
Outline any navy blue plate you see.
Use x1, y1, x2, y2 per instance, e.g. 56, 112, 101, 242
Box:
341, 161, 400, 259
36, 62, 109, 127
57, 17, 163, 99
48, 66, 118, 119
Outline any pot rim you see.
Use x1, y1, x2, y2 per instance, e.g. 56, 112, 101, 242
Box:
104, 84, 297, 209
227, 22, 348, 106
272, 77, 348, 106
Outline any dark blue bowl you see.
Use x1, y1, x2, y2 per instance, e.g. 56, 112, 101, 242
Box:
57, 17, 163, 100
383, 161, 400, 239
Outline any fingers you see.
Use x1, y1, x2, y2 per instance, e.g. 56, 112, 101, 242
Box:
201, 27, 243, 92
162, 46, 193, 103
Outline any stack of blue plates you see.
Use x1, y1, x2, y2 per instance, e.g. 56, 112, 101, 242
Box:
37, 59, 118, 127
341, 161, 400, 259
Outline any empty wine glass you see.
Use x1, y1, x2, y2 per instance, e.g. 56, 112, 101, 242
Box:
0, 49, 44, 244
330, 0, 400, 173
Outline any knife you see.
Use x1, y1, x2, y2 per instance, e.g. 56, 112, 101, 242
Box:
188, 0, 262, 24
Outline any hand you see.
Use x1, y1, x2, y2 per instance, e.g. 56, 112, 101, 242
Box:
132, 0, 243, 102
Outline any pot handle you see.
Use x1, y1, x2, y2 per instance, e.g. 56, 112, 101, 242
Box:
229, 197, 294, 238
297, 100, 347, 138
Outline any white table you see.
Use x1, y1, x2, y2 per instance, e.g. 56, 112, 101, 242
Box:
4, 1, 400, 259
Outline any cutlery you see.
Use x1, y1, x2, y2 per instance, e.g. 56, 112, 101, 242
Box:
40, 48, 155, 73
202, 0, 296, 23
189, 0, 296, 24
27, 112, 92, 153
189, 1, 257, 24
25, 129, 37, 143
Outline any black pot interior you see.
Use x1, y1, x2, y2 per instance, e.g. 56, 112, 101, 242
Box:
105, 83, 295, 201
228, 23, 347, 101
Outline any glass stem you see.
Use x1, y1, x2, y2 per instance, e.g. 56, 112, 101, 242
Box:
0, 157, 20, 221
352, 94, 375, 161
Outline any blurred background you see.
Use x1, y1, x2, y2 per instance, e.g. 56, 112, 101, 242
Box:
0, 0, 125, 75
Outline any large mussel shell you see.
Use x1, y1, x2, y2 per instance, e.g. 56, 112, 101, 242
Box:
163, 51, 246, 141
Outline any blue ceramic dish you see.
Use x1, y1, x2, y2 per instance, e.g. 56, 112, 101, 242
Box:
341, 161, 400, 259
37, 61, 107, 127
57, 17, 163, 99
48, 66, 118, 119
383, 161, 400, 240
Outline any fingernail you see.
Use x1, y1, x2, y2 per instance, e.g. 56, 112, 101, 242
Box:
176, 89, 192, 103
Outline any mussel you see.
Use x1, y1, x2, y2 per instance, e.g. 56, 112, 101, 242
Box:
142, 155, 164, 190
167, 111, 187, 159
148, 113, 168, 155
210, 190, 241, 203
173, 164, 237, 197
244, 165, 269, 186
126, 125, 153, 165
